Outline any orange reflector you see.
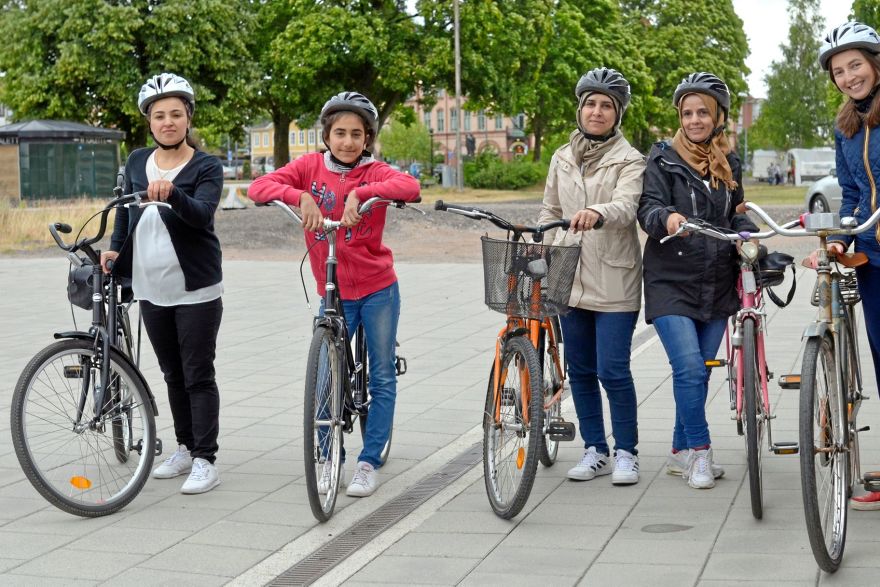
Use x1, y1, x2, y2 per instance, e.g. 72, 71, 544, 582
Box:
704, 360, 723, 367
516, 447, 525, 469
70, 476, 92, 490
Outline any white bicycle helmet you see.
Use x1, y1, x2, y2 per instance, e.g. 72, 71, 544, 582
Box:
138, 73, 195, 116
673, 72, 731, 121
819, 21, 880, 71
575, 67, 632, 113
320, 92, 379, 138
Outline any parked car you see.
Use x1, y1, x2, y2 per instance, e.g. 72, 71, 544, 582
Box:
804, 168, 842, 213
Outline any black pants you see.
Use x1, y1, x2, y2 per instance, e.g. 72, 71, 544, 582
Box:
140, 298, 222, 464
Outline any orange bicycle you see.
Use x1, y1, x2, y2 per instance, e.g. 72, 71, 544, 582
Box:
435, 201, 579, 518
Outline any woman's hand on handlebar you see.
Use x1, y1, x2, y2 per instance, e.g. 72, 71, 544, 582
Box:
666, 212, 689, 236
570, 208, 602, 233
299, 194, 324, 232
100, 251, 119, 274
804, 241, 847, 269
146, 179, 174, 203
342, 190, 362, 227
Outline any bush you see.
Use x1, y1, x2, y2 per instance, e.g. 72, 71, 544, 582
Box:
464, 152, 547, 190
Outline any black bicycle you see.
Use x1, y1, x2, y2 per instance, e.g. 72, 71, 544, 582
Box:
260, 196, 418, 522
11, 190, 161, 517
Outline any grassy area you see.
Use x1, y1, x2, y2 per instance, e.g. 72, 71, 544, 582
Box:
742, 183, 805, 207
0, 199, 111, 253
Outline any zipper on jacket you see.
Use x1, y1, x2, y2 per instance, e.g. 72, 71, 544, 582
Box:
689, 187, 698, 216
862, 125, 879, 241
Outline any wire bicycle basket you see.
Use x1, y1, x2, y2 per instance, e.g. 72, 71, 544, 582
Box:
480, 236, 579, 319
811, 270, 861, 306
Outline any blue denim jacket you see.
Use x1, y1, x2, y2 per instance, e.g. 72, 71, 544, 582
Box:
831, 124, 880, 265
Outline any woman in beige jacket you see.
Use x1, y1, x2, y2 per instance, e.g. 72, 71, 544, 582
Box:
538, 67, 646, 485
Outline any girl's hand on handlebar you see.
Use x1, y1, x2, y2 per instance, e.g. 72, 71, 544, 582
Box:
342, 190, 362, 227
299, 195, 324, 232
666, 212, 689, 236
146, 179, 174, 202
100, 251, 119, 274
803, 242, 846, 268
570, 208, 602, 233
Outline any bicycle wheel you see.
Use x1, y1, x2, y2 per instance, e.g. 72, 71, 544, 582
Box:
742, 319, 764, 519
483, 335, 543, 519
538, 317, 563, 467
303, 326, 345, 522
11, 339, 156, 517
800, 334, 849, 573
112, 311, 135, 463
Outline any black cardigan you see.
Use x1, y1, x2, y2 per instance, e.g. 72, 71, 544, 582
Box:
109, 148, 224, 291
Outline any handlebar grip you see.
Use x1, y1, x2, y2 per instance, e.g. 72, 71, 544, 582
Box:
106, 259, 115, 272
55, 223, 72, 234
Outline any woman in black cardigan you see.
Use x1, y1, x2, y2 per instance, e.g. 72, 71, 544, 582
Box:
101, 73, 224, 494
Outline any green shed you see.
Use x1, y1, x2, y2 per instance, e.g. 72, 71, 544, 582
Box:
0, 120, 124, 202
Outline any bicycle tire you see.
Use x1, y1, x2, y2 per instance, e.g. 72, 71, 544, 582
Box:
112, 311, 135, 463
303, 326, 345, 522
11, 339, 155, 517
742, 319, 764, 519
800, 334, 848, 573
483, 335, 543, 519
538, 317, 563, 467
840, 307, 861, 496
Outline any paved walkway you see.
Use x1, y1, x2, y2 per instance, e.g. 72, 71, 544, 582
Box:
1, 257, 879, 586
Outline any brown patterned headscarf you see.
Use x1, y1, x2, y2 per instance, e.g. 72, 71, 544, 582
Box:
671, 93, 737, 190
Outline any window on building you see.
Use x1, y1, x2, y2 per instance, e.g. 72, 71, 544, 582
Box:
262, 132, 269, 147
253, 133, 260, 148
451, 108, 459, 131
495, 114, 503, 130
300, 130, 305, 145
437, 110, 445, 132
308, 129, 316, 144
515, 113, 525, 129
477, 110, 486, 131
463, 110, 471, 131
423, 110, 432, 130
290, 131, 296, 146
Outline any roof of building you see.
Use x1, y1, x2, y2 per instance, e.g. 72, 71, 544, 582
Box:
0, 120, 125, 141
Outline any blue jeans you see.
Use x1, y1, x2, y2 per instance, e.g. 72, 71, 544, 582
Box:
652, 315, 727, 450
559, 308, 639, 455
856, 263, 880, 393
321, 282, 400, 468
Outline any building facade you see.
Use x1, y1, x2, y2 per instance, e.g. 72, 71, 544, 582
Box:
248, 119, 323, 173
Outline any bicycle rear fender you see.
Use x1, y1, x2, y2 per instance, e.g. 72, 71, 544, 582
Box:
52, 330, 159, 416
802, 322, 829, 340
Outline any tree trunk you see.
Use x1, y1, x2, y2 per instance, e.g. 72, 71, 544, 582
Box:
532, 119, 543, 162
273, 110, 291, 167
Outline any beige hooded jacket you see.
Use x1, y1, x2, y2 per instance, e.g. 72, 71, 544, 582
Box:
538, 132, 646, 312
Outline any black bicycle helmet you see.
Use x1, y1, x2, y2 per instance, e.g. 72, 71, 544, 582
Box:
138, 73, 195, 116
575, 67, 632, 113
320, 91, 379, 139
673, 72, 731, 121
819, 21, 880, 70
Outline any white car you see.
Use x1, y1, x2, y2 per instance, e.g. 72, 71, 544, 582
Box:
804, 169, 842, 213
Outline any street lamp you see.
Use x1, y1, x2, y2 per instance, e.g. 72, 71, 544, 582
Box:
428, 128, 434, 178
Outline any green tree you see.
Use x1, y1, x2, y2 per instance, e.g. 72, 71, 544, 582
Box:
0, 0, 257, 151
620, 0, 750, 149
749, 0, 830, 150
377, 119, 433, 165
853, 0, 880, 24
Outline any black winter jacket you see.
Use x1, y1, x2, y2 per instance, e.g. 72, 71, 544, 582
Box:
637, 141, 758, 323
109, 148, 224, 291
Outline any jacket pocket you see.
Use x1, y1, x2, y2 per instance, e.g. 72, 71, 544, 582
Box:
595, 227, 638, 268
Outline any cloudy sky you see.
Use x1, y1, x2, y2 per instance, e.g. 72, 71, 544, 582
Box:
733, 0, 854, 98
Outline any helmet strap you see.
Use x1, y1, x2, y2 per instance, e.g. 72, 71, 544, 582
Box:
150, 127, 189, 151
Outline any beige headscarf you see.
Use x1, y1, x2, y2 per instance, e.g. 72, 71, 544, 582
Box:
671, 93, 737, 190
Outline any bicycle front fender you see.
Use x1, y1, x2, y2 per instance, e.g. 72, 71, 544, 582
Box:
51, 331, 159, 416
802, 322, 829, 340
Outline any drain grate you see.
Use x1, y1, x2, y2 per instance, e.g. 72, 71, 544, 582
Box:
271, 442, 483, 586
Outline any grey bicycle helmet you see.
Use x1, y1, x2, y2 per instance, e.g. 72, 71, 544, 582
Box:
320, 91, 379, 139
575, 67, 632, 113
818, 21, 880, 70
673, 72, 731, 121
138, 73, 195, 116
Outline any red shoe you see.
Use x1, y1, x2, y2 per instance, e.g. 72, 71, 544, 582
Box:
851, 491, 880, 511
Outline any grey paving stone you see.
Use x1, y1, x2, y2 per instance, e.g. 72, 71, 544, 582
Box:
460, 572, 577, 587
384, 532, 503, 558
102, 567, 229, 586
66, 527, 190, 555
348, 554, 478, 585
473, 544, 595, 577
415, 510, 517, 534
579, 562, 700, 586
701, 552, 820, 582
138, 543, 273, 577
186, 520, 300, 551
9, 548, 148, 581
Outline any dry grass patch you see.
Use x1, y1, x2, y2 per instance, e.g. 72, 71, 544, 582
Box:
0, 198, 111, 253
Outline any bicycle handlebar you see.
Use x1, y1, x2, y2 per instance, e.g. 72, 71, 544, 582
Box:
434, 200, 570, 240
49, 190, 147, 255
659, 216, 801, 244
745, 201, 880, 238
258, 195, 421, 229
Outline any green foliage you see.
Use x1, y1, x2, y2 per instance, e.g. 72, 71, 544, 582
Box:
620, 0, 750, 150
750, 0, 831, 150
463, 151, 547, 189
853, 0, 880, 24
378, 119, 434, 164
0, 0, 258, 151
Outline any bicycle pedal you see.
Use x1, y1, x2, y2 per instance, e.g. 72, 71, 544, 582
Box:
154, 438, 163, 456
704, 359, 726, 368
546, 421, 576, 441
395, 355, 407, 376
863, 471, 880, 492
771, 441, 799, 455
858, 425, 871, 433
778, 374, 801, 389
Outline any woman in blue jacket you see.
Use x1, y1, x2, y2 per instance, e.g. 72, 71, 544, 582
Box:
818, 22, 880, 510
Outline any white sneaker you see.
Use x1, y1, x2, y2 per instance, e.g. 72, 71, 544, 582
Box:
346, 461, 378, 497
152, 444, 193, 479
318, 461, 344, 495
685, 448, 716, 489
567, 446, 612, 481
612, 449, 639, 485
666, 448, 724, 479
180, 458, 221, 494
